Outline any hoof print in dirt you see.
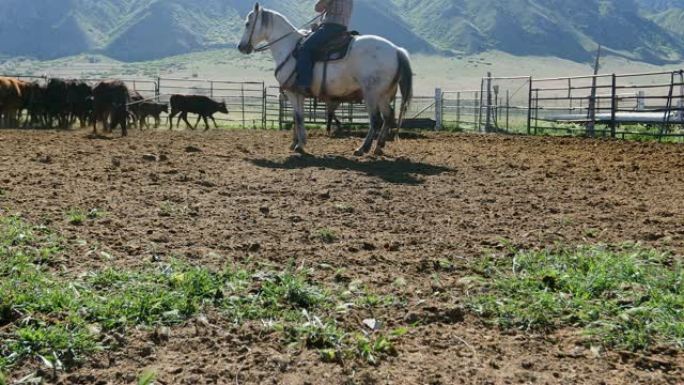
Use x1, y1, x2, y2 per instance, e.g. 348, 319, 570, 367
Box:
196, 180, 217, 188
142, 153, 158, 162
185, 145, 203, 153
33, 154, 52, 164
318, 190, 331, 200
405, 306, 466, 325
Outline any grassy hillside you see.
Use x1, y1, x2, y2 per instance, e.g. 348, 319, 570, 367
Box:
2, 49, 681, 96
392, 0, 684, 63
649, 9, 684, 36
0, 0, 683, 63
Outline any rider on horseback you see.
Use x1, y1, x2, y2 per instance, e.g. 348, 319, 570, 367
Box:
295, 0, 354, 95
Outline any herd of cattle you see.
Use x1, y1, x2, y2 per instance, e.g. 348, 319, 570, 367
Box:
0, 76, 229, 136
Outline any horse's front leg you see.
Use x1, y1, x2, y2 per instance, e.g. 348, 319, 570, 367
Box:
286, 92, 307, 153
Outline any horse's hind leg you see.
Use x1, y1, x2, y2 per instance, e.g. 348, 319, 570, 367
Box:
326, 101, 340, 136
374, 101, 395, 155
355, 99, 379, 156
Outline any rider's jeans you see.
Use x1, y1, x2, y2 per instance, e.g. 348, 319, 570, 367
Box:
296, 23, 347, 88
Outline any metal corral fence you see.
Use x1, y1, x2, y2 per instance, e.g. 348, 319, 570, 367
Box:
442, 69, 684, 140
5, 70, 684, 139
3, 73, 437, 130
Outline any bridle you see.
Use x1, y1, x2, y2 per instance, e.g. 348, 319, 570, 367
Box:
244, 9, 324, 87
245, 9, 323, 54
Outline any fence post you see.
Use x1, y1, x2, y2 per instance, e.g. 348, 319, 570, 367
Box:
435, 88, 442, 131
568, 78, 573, 114
485, 72, 492, 132
262, 82, 267, 130
610, 74, 617, 138
210, 81, 214, 98
660, 71, 676, 139
241, 83, 246, 129
506, 89, 510, 132
527, 76, 533, 135
474, 91, 479, 129
155, 77, 161, 100
534, 89, 540, 135
478, 78, 484, 132
456, 92, 461, 131
278, 89, 284, 131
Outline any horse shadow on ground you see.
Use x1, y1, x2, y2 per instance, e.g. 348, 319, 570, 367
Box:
249, 154, 454, 185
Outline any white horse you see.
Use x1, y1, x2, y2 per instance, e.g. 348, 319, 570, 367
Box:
238, 3, 413, 156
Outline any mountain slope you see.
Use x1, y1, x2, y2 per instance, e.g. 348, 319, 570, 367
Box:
391, 0, 684, 63
0, 0, 683, 63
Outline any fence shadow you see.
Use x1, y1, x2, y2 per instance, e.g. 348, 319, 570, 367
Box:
249, 155, 454, 185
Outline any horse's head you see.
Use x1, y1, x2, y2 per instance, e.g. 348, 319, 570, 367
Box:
238, 3, 269, 54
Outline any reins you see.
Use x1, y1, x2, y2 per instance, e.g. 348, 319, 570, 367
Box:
250, 12, 323, 53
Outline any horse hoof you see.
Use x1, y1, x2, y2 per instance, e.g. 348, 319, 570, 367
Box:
353, 149, 365, 157
294, 145, 308, 155
373, 147, 384, 156
289, 142, 297, 151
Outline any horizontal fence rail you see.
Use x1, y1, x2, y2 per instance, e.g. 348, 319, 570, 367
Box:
2, 69, 684, 141
442, 69, 684, 140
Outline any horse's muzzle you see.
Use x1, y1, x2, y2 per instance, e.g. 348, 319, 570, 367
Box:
237, 43, 253, 54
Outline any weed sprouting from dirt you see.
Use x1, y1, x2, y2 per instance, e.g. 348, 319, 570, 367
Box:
137, 370, 157, 385
86, 208, 107, 220
469, 245, 684, 351
333, 203, 354, 213
0, 216, 402, 372
65, 209, 87, 226
315, 228, 338, 244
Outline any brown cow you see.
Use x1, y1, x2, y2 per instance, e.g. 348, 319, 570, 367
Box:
0, 77, 25, 128
93, 80, 129, 137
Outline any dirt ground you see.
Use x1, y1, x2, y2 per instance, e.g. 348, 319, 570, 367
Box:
1, 128, 683, 385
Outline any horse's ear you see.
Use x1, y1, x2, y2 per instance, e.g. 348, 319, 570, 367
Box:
254, 3, 260, 13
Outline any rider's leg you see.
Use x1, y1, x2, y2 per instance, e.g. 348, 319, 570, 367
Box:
295, 24, 346, 90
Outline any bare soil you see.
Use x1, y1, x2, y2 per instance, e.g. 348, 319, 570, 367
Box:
1, 129, 683, 385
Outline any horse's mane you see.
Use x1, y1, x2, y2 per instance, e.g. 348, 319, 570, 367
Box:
261, 8, 298, 33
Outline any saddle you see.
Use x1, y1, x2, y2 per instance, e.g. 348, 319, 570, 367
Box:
311, 30, 359, 62
287, 30, 359, 98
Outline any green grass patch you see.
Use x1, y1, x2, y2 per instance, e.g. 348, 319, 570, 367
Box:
469, 245, 684, 351
0, 216, 402, 373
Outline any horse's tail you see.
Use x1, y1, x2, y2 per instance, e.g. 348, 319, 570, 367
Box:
396, 48, 413, 129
